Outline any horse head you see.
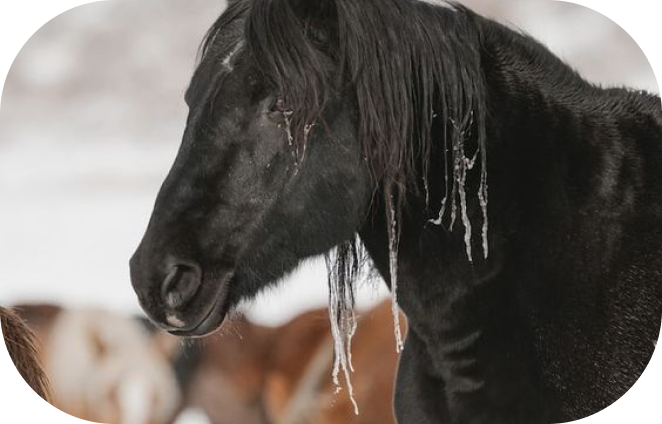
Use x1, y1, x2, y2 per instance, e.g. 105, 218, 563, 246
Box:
130, 0, 372, 336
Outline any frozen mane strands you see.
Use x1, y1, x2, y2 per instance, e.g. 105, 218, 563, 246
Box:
244, 0, 489, 261
324, 239, 367, 415
241, 0, 490, 384
244, 0, 489, 325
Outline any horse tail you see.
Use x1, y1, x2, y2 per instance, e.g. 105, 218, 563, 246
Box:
0, 306, 52, 402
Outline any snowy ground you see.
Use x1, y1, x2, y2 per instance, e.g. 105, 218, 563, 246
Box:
0, 1, 658, 423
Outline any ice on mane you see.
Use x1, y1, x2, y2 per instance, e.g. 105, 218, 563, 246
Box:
428, 113, 489, 262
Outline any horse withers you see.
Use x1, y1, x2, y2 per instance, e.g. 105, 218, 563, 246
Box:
130, 1, 662, 422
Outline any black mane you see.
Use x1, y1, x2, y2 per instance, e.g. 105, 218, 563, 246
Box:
203, 0, 490, 260
197, 0, 498, 365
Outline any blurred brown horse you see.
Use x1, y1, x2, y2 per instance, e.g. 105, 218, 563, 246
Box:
1, 306, 52, 402
186, 300, 401, 424
13, 304, 184, 424
9, 300, 401, 424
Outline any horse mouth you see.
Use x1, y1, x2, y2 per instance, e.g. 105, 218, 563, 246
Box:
166, 272, 234, 337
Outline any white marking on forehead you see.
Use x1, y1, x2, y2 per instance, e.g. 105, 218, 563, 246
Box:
418, 0, 453, 9
222, 40, 244, 71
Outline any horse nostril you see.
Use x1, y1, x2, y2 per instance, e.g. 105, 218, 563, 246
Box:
161, 263, 202, 310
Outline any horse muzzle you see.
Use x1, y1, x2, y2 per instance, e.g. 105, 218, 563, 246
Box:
130, 250, 233, 337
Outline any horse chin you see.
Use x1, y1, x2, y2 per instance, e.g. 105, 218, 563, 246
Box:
166, 273, 234, 338
168, 297, 228, 337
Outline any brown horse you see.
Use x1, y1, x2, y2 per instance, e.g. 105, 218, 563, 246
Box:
0, 306, 52, 402
8, 301, 400, 424
186, 300, 401, 424
13, 304, 184, 424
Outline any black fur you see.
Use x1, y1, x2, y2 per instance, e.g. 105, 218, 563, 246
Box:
130, 1, 662, 422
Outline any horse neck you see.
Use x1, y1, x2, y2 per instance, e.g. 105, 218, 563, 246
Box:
478, 16, 661, 143
478, 15, 662, 214
359, 13, 662, 333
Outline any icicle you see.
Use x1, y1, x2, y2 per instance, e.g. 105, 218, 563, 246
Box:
302, 123, 314, 163
387, 194, 405, 353
303, 123, 314, 139
478, 115, 489, 259
428, 197, 447, 226
458, 114, 473, 261
457, 157, 473, 263
423, 175, 430, 211
442, 114, 451, 225
427, 113, 486, 262
282, 111, 314, 170
326, 252, 360, 416
478, 172, 489, 259
283, 110, 297, 163
449, 118, 460, 231
465, 149, 479, 170
346, 310, 358, 374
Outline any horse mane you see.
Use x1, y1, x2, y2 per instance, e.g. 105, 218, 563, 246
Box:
1, 306, 52, 402
243, 0, 489, 253
203, 0, 488, 238
201, 0, 491, 408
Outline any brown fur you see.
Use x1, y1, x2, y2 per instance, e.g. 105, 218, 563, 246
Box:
13, 304, 182, 424
4, 301, 400, 423
1, 306, 52, 402
186, 301, 402, 424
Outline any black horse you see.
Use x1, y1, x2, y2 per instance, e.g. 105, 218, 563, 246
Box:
130, 0, 662, 422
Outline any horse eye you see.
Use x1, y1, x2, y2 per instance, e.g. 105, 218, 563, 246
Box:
269, 97, 288, 119
247, 75, 259, 87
